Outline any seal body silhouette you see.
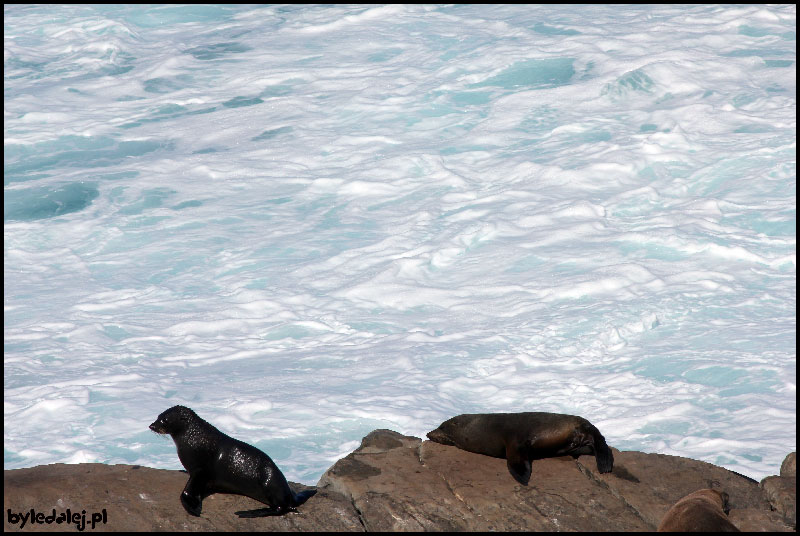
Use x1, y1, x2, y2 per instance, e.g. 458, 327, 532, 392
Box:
149, 405, 316, 517
657, 488, 740, 532
426, 412, 613, 485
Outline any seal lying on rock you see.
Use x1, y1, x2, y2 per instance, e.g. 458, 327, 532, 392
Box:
426, 412, 613, 485
657, 488, 740, 532
149, 405, 316, 517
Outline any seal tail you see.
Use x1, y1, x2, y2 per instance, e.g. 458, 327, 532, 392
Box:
235, 489, 317, 518
593, 430, 614, 473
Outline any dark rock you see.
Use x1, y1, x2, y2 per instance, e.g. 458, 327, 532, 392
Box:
575, 449, 771, 528
728, 507, 794, 532
319, 429, 651, 531
318, 430, 470, 531
760, 475, 796, 528
761, 451, 797, 529
4, 463, 361, 532
780, 452, 796, 478
358, 428, 405, 452
4, 433, 795, 532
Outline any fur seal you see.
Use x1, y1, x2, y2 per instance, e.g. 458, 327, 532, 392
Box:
657, 488, 740, 532
426, 412, 613, 485
149, 405, 316, 517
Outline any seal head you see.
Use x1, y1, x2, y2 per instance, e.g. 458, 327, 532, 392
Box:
657, 488, 740, 532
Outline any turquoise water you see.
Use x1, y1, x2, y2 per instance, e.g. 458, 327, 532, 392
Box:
4, 4, 796, 483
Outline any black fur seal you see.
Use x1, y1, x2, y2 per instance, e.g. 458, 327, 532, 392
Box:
657, 488, 740, 532
149, 405, 316, 517
426, 412, 613, 485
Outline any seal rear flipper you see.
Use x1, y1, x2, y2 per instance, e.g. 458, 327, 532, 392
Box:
235, 506, 291, 518
593, 432, 614, 473
292, 488, 317, 507
505, 446, 531, 485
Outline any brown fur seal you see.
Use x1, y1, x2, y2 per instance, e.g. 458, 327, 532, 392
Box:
657, 488, 740, 532
149, 405, 316, 517
426, 412, 613, 485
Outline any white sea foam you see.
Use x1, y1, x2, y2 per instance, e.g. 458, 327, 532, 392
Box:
4, 5, 796, 484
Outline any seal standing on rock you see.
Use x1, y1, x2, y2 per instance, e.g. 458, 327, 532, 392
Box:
149, 405, 316, 517
426, 412, 613, 485
657, 488, 740, 532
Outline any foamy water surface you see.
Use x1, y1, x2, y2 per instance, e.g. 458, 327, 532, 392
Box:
4, 4, 796, 483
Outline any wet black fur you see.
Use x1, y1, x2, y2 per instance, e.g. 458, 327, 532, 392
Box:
149, 405, 316, 517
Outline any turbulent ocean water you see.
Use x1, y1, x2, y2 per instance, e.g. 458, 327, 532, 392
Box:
4, 5, 796, 484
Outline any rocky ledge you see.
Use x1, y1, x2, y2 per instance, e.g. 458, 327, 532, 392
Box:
4, 430, 795, 532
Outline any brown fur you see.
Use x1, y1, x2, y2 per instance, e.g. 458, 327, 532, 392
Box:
426, 412, 613, 485
657, 488, 740, 532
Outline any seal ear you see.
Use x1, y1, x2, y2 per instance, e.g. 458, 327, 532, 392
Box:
505, 444, 531, 485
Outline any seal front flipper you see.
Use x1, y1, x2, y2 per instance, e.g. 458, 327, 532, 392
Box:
181, 469, 211, 516
505, 444, 531, 485
181, 489, 203, 517
180, 471, 210, 516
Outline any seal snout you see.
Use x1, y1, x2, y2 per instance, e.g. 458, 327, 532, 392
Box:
149, 420, 166, 434
426, 428, 454, 445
